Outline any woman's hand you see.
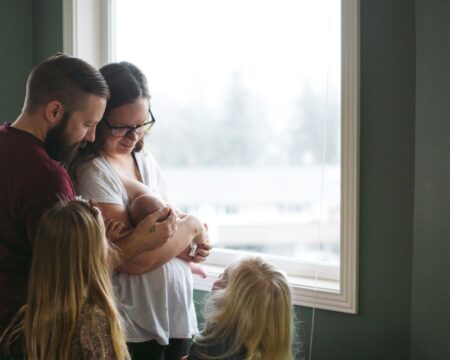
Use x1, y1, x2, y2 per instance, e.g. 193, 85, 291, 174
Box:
191, 223, 212, 263
191, 242, 212, 263
134, 207, 177, 251
177, 244, 194, 262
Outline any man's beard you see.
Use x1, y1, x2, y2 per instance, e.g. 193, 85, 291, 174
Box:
45, 112, 84, 164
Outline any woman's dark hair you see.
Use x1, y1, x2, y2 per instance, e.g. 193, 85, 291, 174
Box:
101, 62, 150, 112
68, 62, 151, 179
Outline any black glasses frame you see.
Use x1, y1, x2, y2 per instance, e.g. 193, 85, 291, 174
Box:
104, 108, 156, 137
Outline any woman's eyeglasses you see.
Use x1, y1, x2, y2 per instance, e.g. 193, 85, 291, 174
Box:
104, 109, 156, 137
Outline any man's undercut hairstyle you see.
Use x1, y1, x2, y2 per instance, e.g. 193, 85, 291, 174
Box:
24, 54, 110, 114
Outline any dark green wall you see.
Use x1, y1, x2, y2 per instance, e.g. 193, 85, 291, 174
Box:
0, 0, 33, 123
31, 0, 63, 64
411, 1, 450, 359
0, 0, 62, 124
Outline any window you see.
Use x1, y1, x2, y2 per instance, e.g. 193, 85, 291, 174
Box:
64, 0, 359, 313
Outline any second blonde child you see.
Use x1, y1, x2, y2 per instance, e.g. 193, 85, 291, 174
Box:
187, 257, 293, 360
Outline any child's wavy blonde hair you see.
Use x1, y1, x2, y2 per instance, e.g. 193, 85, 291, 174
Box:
1, 199, 129, 360
194, 256, 293, 360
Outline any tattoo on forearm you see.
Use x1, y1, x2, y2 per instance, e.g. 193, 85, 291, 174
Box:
148, 225, 156, 233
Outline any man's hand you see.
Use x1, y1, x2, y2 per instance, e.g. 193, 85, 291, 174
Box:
134, 207, 177, 251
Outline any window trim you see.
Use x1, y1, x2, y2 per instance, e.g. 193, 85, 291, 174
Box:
63, 0, 359, 314
63, 0, 112, 68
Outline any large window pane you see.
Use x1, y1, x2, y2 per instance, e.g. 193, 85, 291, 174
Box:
115, 0, 341, 265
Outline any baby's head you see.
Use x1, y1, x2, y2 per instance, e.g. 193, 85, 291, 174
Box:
129, 193, 166, 226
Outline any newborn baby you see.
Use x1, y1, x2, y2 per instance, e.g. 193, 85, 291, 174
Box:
125, 179, 207, 279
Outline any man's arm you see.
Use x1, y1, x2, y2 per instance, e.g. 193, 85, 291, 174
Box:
24, 170, 75, 248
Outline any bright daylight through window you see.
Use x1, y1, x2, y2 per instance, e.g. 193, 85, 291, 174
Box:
106, 0, 358, 312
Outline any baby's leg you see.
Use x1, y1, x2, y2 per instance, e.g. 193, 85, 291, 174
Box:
189, 262, 207, 279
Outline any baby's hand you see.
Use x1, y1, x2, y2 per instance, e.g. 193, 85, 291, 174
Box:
105, 219, 129, 242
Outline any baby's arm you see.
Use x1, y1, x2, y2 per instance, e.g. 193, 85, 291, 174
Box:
188, 262, 208, 279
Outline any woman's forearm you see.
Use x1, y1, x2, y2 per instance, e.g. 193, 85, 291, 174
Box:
120, 215, 202, 274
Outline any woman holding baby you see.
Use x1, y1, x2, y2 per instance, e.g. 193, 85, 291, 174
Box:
69, 62, 210, 360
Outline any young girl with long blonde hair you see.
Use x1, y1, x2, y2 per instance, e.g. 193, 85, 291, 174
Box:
1, 199, 130, 360
187, 257, 293, 360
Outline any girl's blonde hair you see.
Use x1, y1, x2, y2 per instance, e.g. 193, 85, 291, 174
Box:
194, 256, 293, 360
2, 199, 129, 360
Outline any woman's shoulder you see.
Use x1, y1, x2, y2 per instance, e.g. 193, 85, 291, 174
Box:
76, 155, 109, 174
134, 148, 158, 166
74, 156, 117, 185
134, 149, 164, 184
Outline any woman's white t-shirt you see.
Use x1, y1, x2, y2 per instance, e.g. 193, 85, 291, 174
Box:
75, 151, 197, 344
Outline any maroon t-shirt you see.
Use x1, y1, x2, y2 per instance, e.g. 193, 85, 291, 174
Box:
0, 123, 76, 339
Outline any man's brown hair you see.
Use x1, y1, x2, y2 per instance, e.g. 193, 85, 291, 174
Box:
24, 54, 109, 114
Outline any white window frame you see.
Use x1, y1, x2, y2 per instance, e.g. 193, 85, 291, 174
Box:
63, 0, 359, 314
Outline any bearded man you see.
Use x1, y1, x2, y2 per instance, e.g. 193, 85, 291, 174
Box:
0, 54, 176, 359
